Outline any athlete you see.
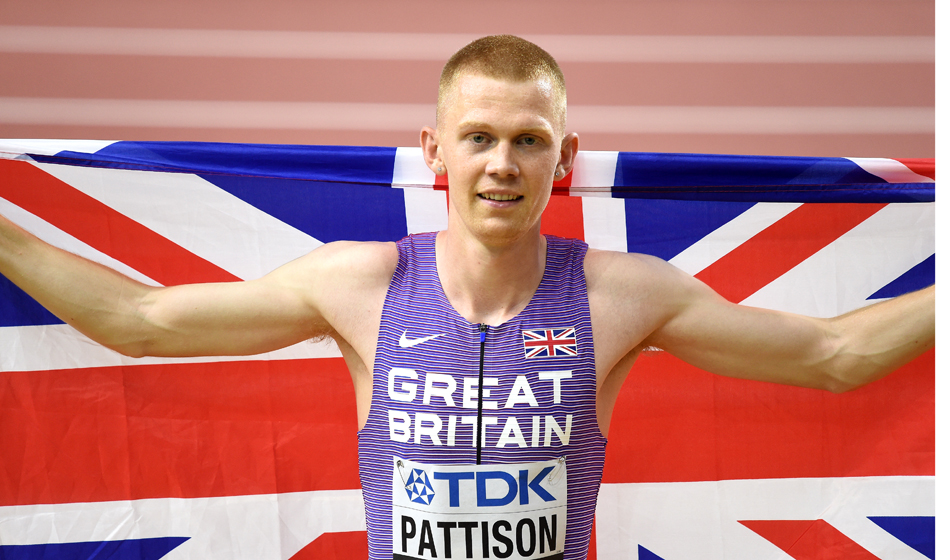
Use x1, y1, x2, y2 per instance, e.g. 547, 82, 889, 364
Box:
0, 35, 935, 559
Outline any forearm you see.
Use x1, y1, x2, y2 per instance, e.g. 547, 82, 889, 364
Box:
0, 213, 156, 354
826, 285, 934, 391
640, 258, 934, 393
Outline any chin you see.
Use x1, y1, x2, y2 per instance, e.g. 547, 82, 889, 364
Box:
472, 221, 540, 247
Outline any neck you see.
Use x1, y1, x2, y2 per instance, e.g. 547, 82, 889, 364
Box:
436, 228, 547, 326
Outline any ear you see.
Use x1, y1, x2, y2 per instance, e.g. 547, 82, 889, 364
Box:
421, 126, 444, 175
555, 132, 580, 178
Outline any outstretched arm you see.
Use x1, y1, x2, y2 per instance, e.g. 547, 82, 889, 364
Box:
0, 212, 382, 358
589, 250, 934, 394
643, 259, 934, 392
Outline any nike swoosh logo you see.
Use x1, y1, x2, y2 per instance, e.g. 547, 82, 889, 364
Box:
398, 332, 443, 349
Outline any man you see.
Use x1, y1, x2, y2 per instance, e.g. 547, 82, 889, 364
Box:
0, 35, 934, 559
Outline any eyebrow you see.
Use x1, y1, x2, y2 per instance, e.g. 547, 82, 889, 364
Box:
457, 120, 554, 137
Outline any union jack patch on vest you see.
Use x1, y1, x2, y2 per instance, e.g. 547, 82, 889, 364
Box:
522, 327, 578, 358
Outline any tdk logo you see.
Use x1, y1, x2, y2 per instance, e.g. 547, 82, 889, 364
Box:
429, 467, 556, 507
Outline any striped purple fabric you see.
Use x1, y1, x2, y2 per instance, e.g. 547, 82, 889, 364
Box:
359, 232, 605, 559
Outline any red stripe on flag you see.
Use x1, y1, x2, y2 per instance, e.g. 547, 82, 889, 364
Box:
540, 195, 585, 240
0, 159, 239, 285
603, 350, 933, 483
739, 520, 880, 560
0, 357, 360, 506
694, 203, 886, 303
290, 531, 369, 560
895, 158, 935, 180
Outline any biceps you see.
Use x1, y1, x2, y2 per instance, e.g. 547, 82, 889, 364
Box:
648, 291, 836, 387
139, 280, 323, 357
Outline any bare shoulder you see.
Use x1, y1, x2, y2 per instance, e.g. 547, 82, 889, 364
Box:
585, 247, 676, 289
267, 239, 398, 335
294, 239, 398, 283
583, 248, 701, 370
585, 247, 694, 309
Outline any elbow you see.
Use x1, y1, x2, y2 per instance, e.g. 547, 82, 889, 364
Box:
108, 293, 178, 358
812, 325, 867, 394
809, 338, 866, 394
821, 375, 862, 394
97, 307, 166, 358
101, 338, 151, 359
67, 321, 155, 358
817, 354, 885, 394
116, 344, 149, 359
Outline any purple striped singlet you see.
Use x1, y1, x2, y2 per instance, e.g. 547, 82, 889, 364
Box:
359, 232, 606, 560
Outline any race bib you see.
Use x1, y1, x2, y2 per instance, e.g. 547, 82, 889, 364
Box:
392, 456, 567, 560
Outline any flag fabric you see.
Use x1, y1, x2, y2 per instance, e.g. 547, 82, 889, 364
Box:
0, 140, 934, 560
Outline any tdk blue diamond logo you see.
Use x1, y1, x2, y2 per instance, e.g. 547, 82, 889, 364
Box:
405, 468, 435, 505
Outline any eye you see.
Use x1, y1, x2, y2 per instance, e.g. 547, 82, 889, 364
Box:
519, 136, 539, 146
470, 134, 488, 144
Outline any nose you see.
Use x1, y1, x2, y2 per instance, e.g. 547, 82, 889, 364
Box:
485, 142, 519, 178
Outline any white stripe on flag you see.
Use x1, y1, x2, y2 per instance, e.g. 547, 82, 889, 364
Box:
0, 196, 160, 286
0, 139, 117, 159
582, 197, 627, 252
0, 489, 366, 560
669, 202, 802, 276
393, 147, 450, 234
569, 150, 619, 194
596, 476, 933, 560
847, 157, 935, 183
0, 324, 343, 373
742, 202, 935, 316
392, 147, 434, 188
34, 162, 323, 280
403, 188, 448, 234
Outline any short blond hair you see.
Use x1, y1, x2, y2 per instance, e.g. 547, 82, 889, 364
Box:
437, 35, 567, 131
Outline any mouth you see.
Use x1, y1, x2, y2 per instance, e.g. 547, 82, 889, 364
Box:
479, 193, 522, 202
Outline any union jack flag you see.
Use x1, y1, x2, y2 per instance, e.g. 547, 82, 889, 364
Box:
522, 327, 578, 358
0, 140, 934, 559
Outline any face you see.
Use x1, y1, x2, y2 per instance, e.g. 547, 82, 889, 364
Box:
423, 73, 576, 247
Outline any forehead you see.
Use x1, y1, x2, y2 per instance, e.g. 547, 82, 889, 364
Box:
441, 73, 563, 133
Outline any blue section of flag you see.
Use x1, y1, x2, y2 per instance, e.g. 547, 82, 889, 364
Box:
623, 199, 755, 260
201, 174, 409, 243
868, 516, 935, 559
35, 142, 399, 186
0, 537, 189, 560
0, 273, 63, 327
638, 545, 666, 560
613, 152, 932, 202
868, 254, 935, 299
